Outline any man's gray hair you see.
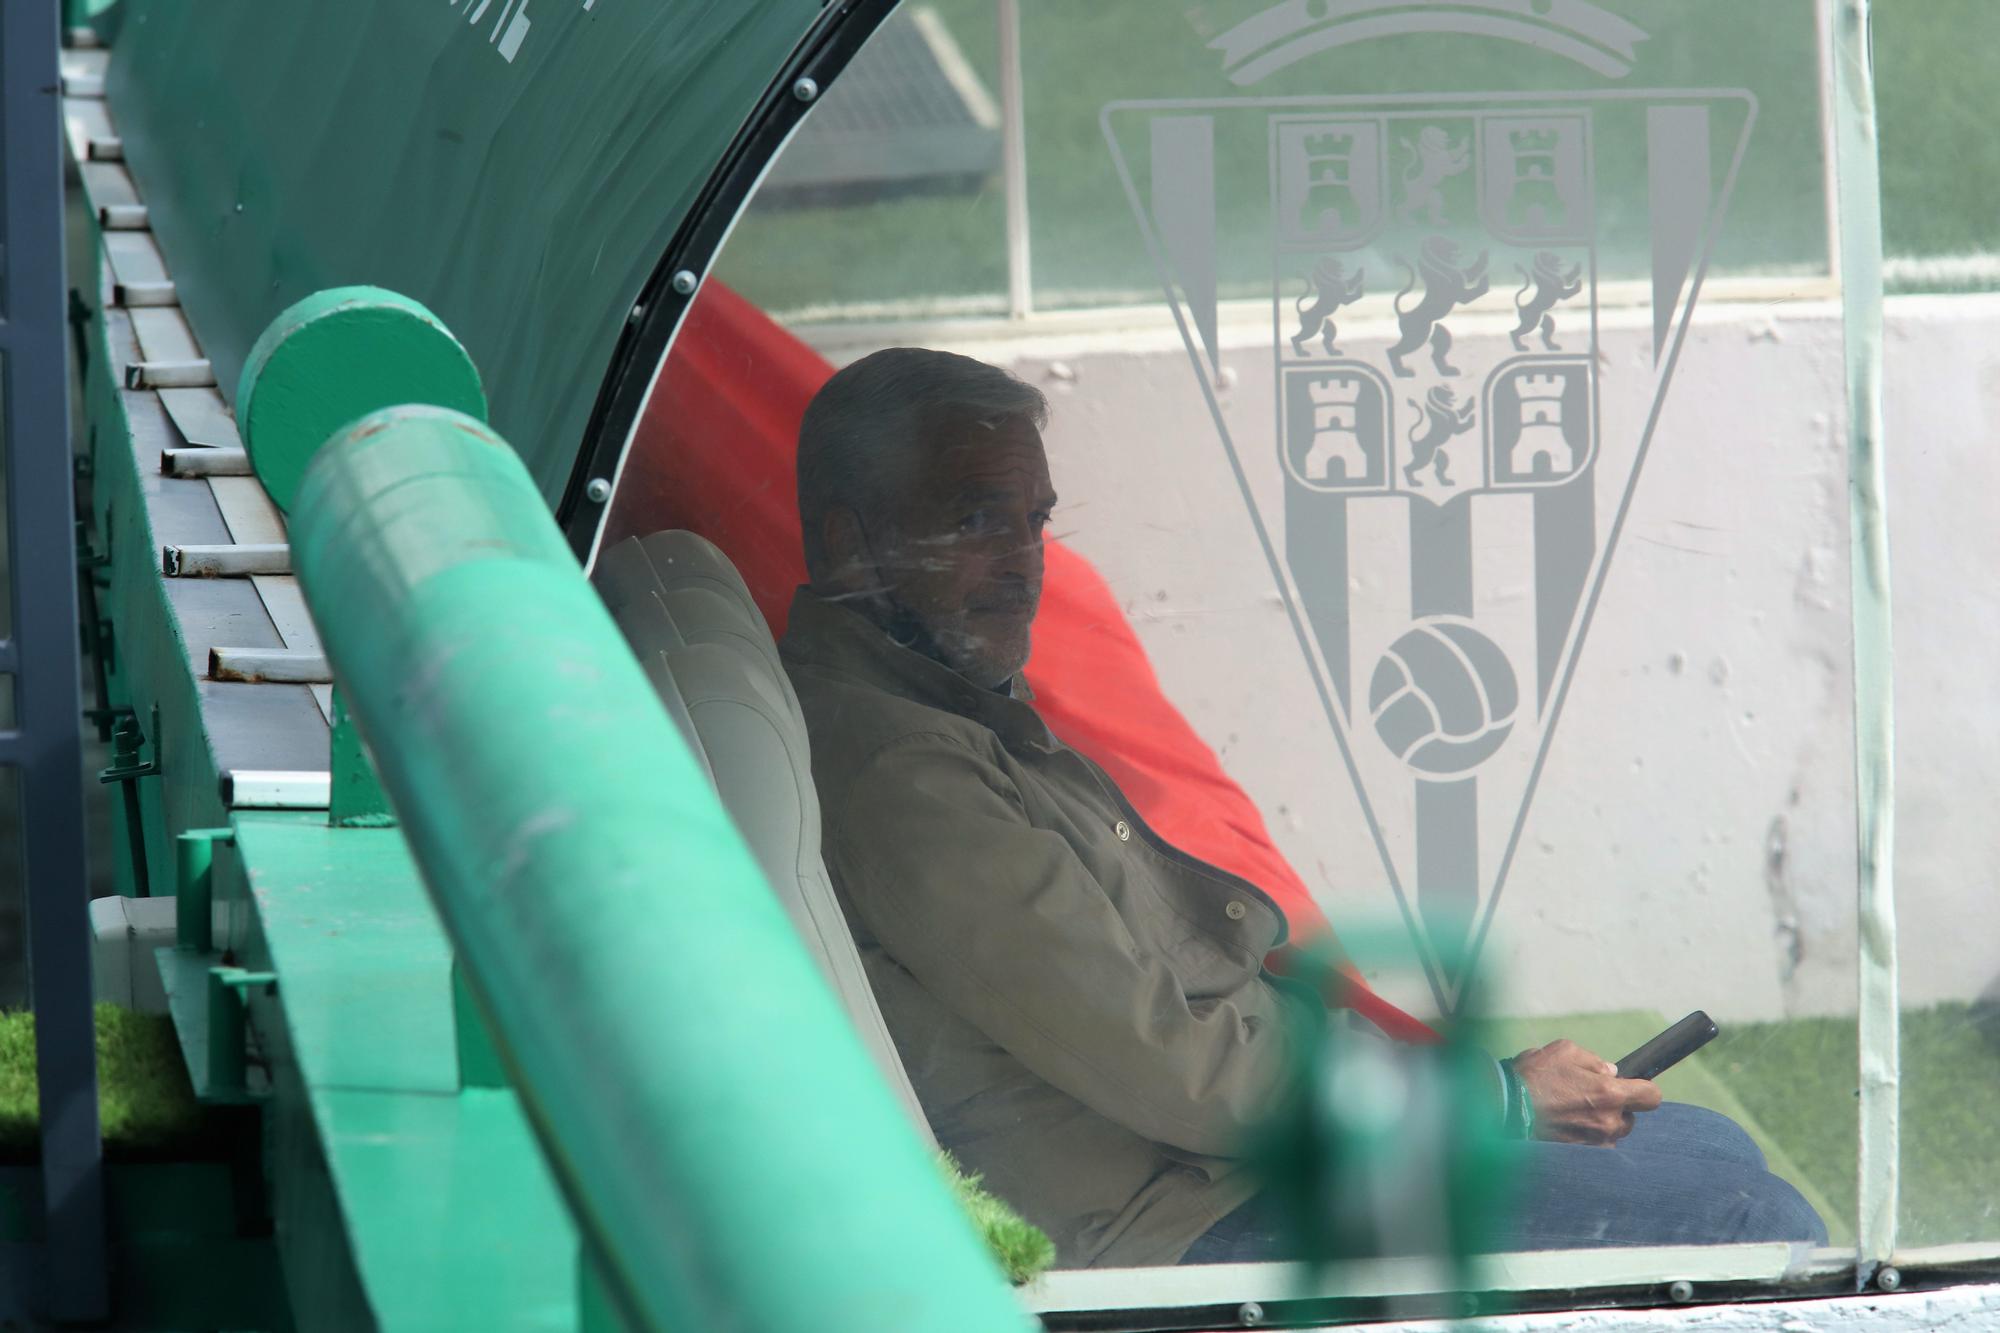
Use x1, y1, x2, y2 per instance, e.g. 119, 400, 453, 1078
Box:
797, 347, 1049, 580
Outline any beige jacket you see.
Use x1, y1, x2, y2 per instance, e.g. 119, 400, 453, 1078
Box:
779, 589, 1318, 1268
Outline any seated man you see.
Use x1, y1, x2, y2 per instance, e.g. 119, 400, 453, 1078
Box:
776, 346, 1827, 1268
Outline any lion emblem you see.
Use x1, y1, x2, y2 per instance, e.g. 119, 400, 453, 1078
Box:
1512, 251, 1584, 351
1387, 237, 1490, 378
1290, 258, 1365, 356
1404, 386, 1477, 487
1399, 126, 1471, 227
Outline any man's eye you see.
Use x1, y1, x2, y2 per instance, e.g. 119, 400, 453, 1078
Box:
959, 510, 998, 534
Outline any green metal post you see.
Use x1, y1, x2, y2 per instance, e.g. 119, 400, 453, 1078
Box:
207, 968, 277, 1096
283, 403, 1029, 1333
206, 968, 246, 1094
176, 828, 234, 953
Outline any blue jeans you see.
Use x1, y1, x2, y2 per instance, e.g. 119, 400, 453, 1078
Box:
1180, 1103, 1828, 1264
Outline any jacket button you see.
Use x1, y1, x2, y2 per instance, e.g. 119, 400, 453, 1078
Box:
1114, 820, 1131, 842
1225, 901, 1248, 920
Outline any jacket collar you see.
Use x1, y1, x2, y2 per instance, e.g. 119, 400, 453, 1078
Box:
779, 587, 1055, 750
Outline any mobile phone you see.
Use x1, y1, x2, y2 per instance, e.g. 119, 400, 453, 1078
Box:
1615, 1011, 1718, 1081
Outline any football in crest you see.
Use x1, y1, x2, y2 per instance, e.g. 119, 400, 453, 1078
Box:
1367, 619, 1518, 775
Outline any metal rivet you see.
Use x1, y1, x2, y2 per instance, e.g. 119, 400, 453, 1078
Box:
1114, 820, 1131, 842
585, 478, 612, 504
627, 302, 646, 325
1237, 1302, 1264, 1327
671, 270, 698, 296
1226, 901, 1248, 920
1876, 1266, 1902, 1292
1668, 1279, 1694, 1303
792, 76, 819, 102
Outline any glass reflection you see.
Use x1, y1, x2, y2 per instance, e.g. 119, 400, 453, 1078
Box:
601, 0, 1890, 1280
713, 1, 1009, 321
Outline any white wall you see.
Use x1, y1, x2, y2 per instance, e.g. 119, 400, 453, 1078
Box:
807, 293, 2000, 1023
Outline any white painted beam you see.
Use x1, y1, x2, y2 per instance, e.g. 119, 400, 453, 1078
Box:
124, 359, 215, 390
207, 647, 330, 684
98, 202, 147, 230
164, 543, 290, 578
161, 447, 251, 479
114, 280, 177, 308
219, 771, 331, 810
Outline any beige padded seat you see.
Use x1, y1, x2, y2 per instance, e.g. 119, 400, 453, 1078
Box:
593, 530, 931, 1138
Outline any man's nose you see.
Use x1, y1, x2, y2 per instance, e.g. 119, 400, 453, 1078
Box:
992, 518, 1044, 579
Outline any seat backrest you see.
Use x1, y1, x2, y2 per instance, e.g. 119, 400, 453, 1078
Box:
593, 530, 932, 1139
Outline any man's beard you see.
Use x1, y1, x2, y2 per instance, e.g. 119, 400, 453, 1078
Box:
918, 607, 1035, 689
941, 624, 1031, 688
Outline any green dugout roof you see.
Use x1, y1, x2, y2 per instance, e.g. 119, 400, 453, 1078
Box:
104, 0, 886, 531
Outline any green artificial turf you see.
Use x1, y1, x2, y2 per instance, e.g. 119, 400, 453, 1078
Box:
1718, 1002, 2000, 1250
0, 1004, 203, 1156
1478, 1003, 2000, 1251
943, 1153, 1057, 1284
716, 0, 2000, 316
1876, 0, 2000, 269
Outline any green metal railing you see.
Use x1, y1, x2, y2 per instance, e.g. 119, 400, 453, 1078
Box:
248, 291, 1029, 1332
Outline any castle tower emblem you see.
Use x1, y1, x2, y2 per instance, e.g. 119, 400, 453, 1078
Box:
1275, 120, 1384, 249
1482, 116, 1589, 243
1282, 364, 1389, 490
1305, 375, 1368, 481
1509, 369, 1575, 477
1487, 357, 1594, 486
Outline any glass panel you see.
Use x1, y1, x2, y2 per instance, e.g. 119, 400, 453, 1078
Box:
709, 1, 1010, 325
604, 0, 1859, 1294
1879, 0, 2000, 1250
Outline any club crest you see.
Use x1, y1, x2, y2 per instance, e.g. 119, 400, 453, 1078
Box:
1108, 81, 1754, 1008
1277, 111, 1598, 510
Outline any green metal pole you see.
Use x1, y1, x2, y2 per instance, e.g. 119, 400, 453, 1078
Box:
286, 404, 1029, 1333
206, 968, 246, 1095
176, 828, 233, 954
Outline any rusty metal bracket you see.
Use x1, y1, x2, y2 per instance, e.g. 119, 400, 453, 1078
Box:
96, 703, 159, 783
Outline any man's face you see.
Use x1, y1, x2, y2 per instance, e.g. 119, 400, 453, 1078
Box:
871, 415, 1056, 689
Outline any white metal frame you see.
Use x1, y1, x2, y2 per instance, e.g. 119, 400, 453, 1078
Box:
997, 0, 1031, 321
1830, 0, 1901, 1276
1021, 1244, 2000, 1327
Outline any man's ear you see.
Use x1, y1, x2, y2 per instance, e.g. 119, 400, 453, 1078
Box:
819, 505, 882, 594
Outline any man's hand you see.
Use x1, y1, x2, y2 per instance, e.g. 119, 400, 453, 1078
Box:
1512, 1039, 1663, 1145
